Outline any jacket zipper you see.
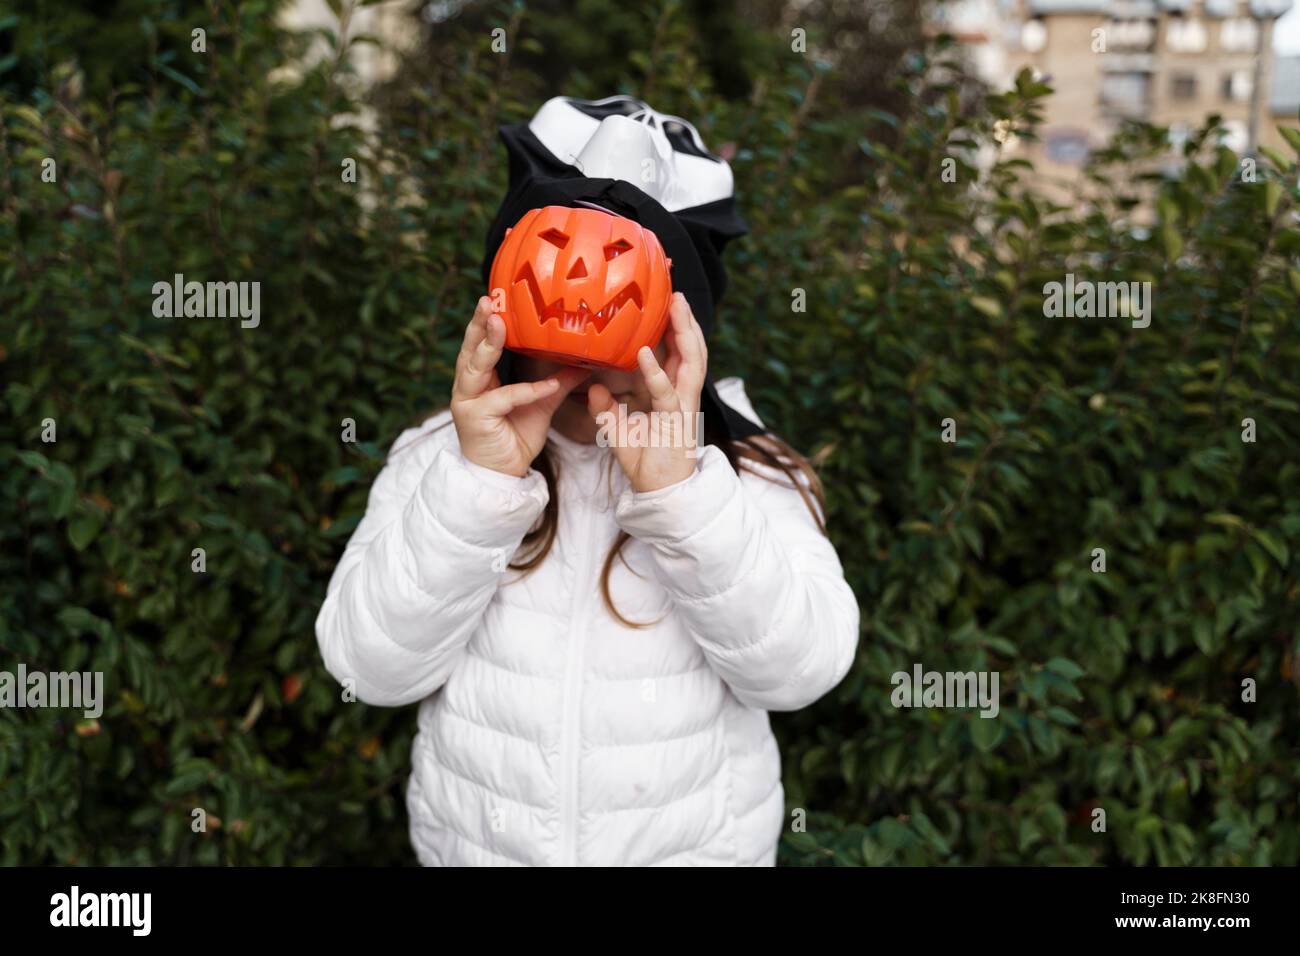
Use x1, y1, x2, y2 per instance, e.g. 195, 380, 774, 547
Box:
558, 474, 599, 866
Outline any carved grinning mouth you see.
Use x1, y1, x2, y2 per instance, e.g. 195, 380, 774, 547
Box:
513, 262, 643, 333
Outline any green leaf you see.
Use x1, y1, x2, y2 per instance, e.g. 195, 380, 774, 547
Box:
910, 813, 951, 855
1278, 124, 1300, 155
56, 607, 99, 635
1205, 512, 1245, 529
1250, 530, 1288, 568
1193, 616, 1217, 654
1262, 180, 1282, 218
68, 514, 103, 551
1162, 220, 1184, 260
970, 716, 1003, 752
1045, 657, 1085, 680
1046, 706, 1080, 726
877, 816, 911, 849
785, 831, 819, 853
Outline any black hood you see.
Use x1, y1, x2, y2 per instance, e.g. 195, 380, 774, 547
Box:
480, 121, 765, 443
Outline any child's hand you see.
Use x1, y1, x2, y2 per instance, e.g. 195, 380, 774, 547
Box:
588, 293, 706, 493
451, 297, 587, 478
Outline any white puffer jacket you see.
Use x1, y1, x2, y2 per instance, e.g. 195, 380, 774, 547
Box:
316, 379, 859, 866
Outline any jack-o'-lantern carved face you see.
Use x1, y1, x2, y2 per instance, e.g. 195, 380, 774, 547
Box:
489, 205, 673, 370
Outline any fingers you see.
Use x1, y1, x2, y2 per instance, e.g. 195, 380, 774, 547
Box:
586, 382, 637, 473
474, 364, 587, 417
688, 302, 707, 363
586, 381, 618, 420
457, 296, 494, 365
662, 294, 686, 383
637, 346, 681, 414
477, 377, 560, 416
664, 294, 705, 412
455, 307, 505, 400
674, 294, 707, 367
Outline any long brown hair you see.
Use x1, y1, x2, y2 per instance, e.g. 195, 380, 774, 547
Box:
391, 411, 827, 628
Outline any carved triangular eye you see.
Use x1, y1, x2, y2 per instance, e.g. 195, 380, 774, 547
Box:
604, 239, 632, 260
539, 228, 569, 248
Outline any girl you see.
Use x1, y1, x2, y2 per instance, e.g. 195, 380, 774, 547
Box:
314, 298, 859, 866
315, 98, 860, 867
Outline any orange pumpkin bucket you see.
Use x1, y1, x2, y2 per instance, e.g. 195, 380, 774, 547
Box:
488, 205, 673, 370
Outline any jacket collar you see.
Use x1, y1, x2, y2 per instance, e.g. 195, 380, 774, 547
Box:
545, 427, 612, 468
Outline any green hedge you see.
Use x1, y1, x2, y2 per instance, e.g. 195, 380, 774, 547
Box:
2, 5, 1298, 865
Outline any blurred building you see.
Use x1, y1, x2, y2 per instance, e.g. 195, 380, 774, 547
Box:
1271, 52, 1300, 148
934, 0, 1298, 179
277, 0, 418, 89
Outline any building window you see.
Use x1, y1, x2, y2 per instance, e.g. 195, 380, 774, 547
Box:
1021, 19, 1047, 53
1101, 72, 1150, 112
1171, 73, 1198, 100
1168, 122, 1192, 152
1221, 70, 1253, 101
1107, 18, 1156, 51
1220, 18, 1259, 53
1043, 130, 1091, 165
1218, 120, 1248, 154
1166, 17, 1207, 52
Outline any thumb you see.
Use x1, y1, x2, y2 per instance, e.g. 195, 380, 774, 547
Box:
586, 381, 619, 424
587, 383, 637, 472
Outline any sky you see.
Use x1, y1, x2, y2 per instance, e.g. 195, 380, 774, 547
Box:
1276, 4, 1300, 53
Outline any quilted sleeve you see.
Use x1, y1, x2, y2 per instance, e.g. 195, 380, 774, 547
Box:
315, 422, 549, 706
615, 444, 859, 712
